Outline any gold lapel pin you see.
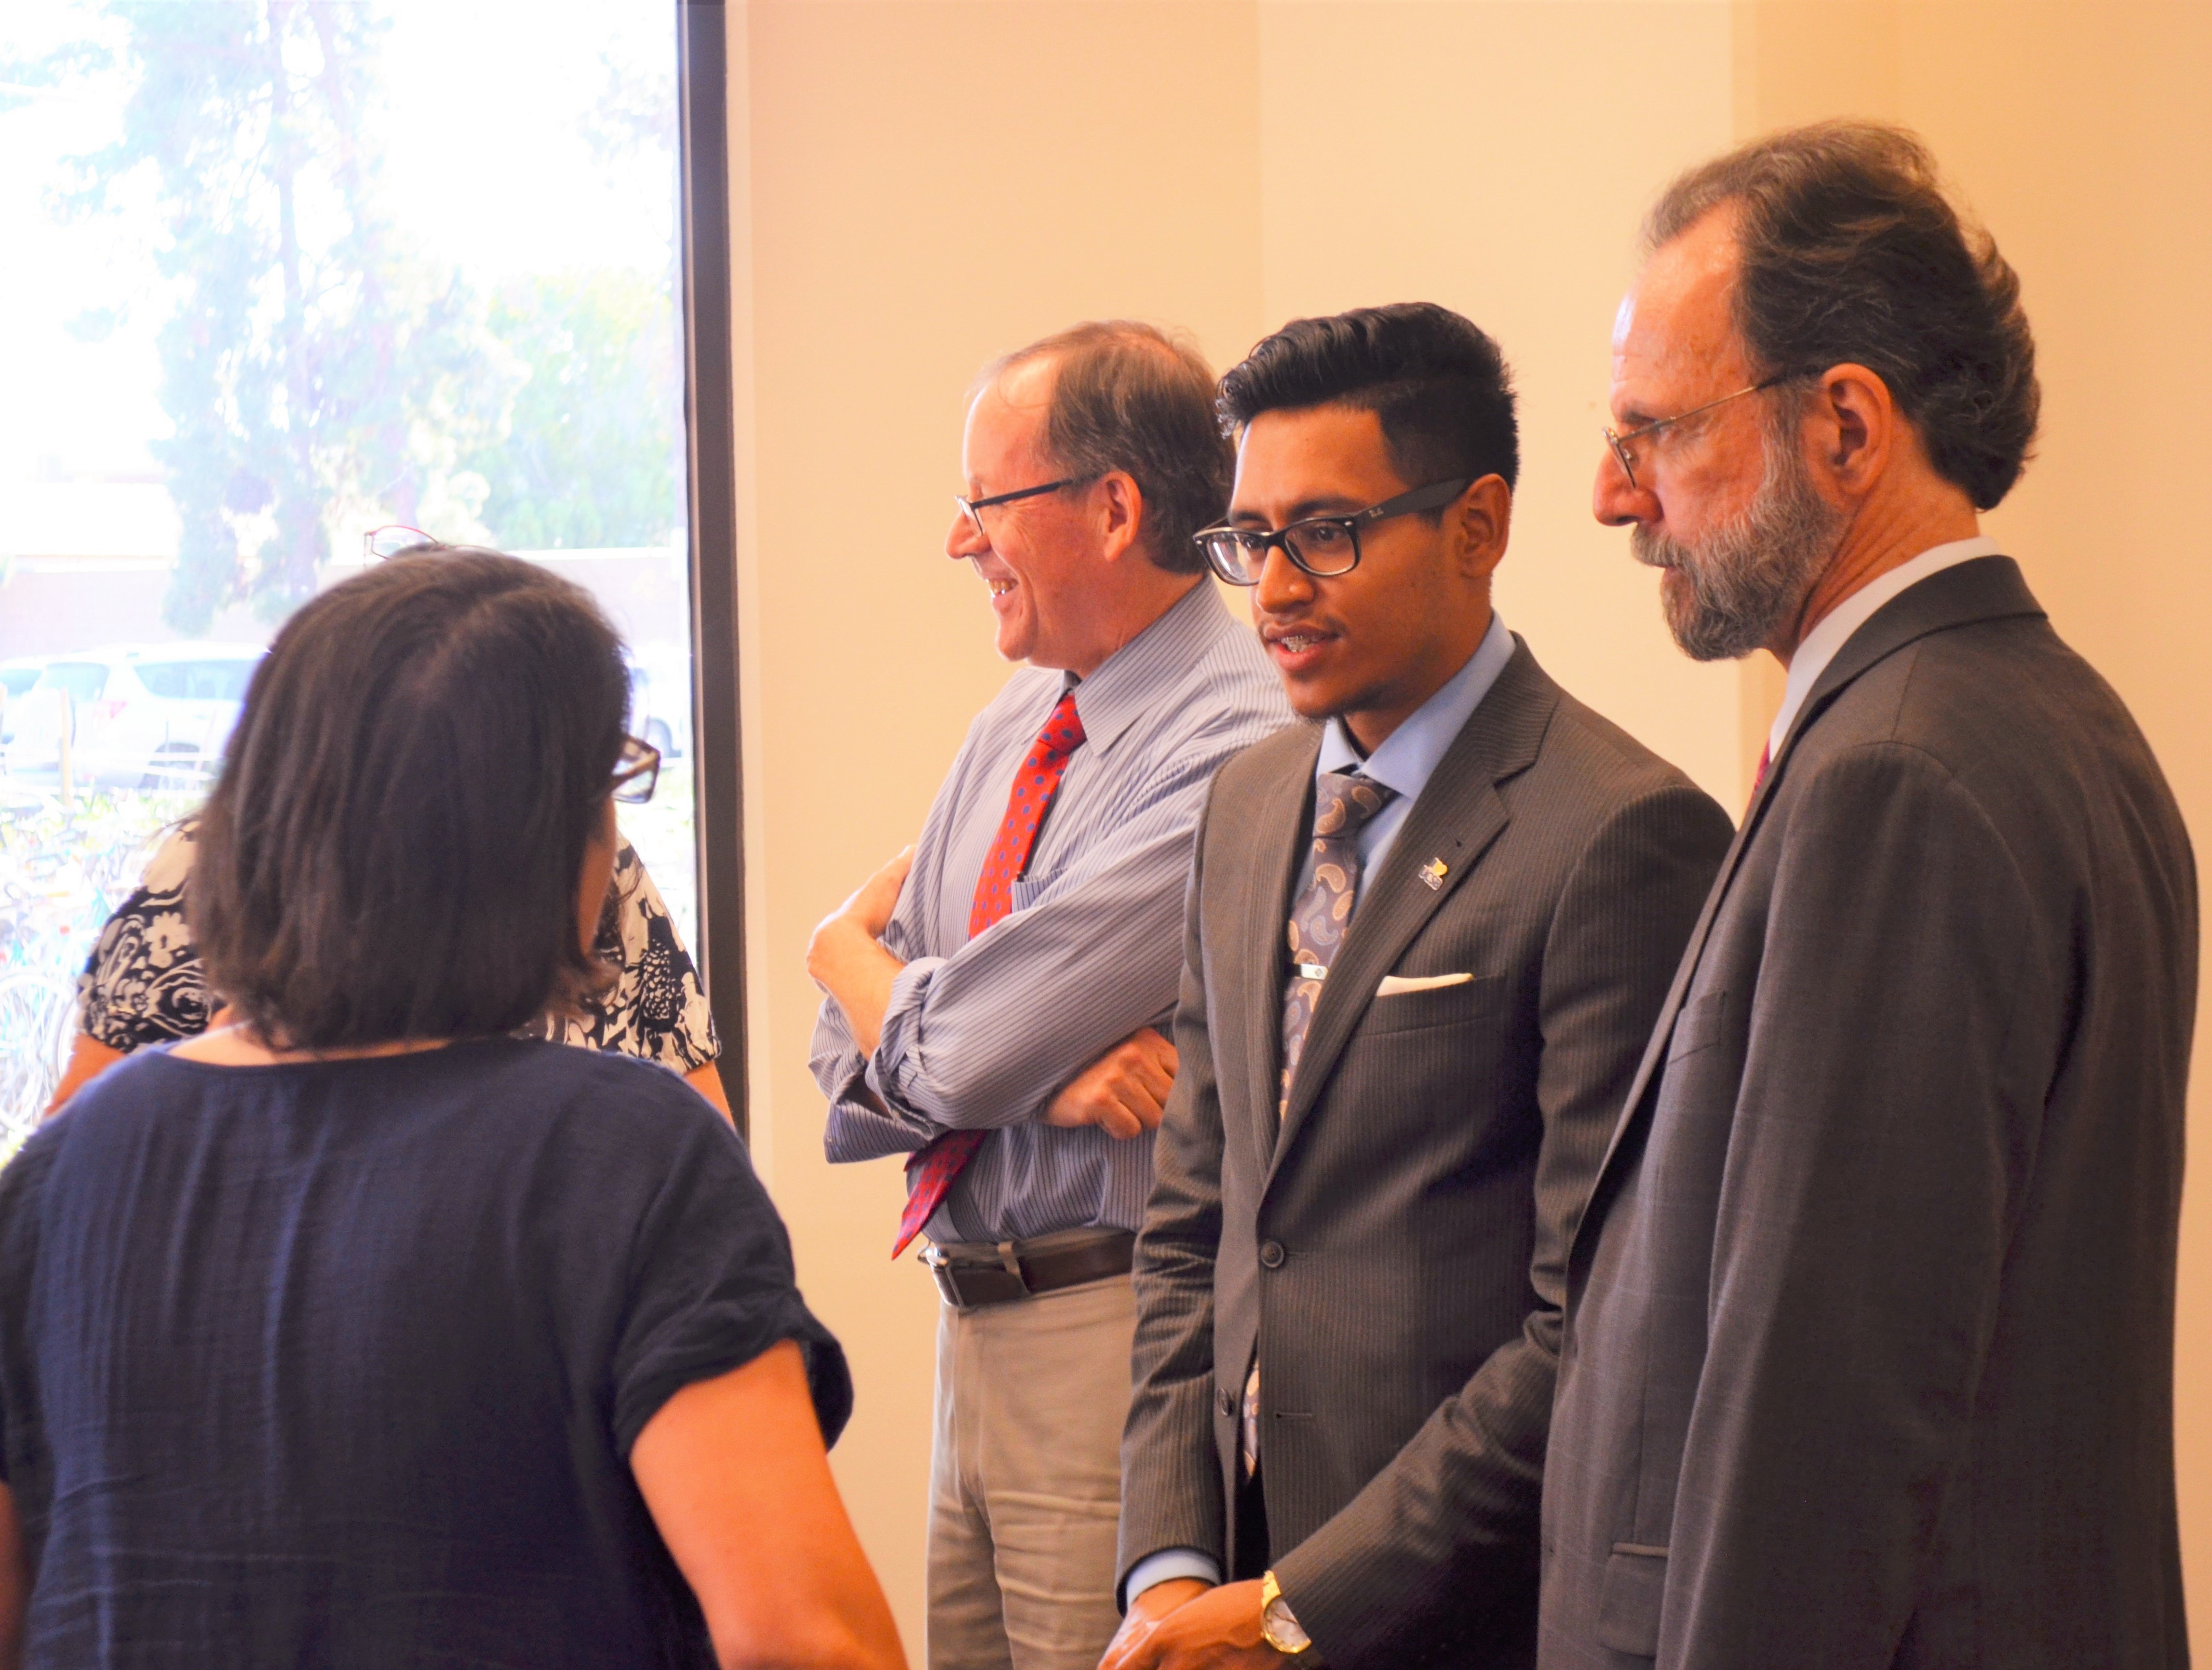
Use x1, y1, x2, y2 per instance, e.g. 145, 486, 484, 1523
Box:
1420, 858, 1448, 891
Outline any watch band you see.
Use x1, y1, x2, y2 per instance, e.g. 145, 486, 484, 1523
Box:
1259, 1570, 1312, 1655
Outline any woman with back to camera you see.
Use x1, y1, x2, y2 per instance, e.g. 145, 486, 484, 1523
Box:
0, 553, 904, 1670
43, 536, 733, 1124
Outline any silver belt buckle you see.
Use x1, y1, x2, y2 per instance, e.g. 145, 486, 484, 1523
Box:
921, 1242, 1031, 1309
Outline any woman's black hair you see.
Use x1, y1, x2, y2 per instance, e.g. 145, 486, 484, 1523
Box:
191, 549, 630, 1047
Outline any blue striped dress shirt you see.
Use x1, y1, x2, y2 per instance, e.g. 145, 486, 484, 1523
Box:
812, 580, 1294, 1245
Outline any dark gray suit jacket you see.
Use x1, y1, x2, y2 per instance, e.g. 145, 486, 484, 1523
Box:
1121, 640, 1733, 1668
1540, 558, 2197, 1670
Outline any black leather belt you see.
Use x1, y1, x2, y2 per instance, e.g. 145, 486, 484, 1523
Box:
921, 1230, 1136, 1310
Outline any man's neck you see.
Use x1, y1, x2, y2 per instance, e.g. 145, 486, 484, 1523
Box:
1342, 600, 1493, 755
1058, 572, 1204, 678
1771, 491, 1979, 667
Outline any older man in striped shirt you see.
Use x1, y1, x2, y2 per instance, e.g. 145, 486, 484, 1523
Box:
808, 321, 1290, 1670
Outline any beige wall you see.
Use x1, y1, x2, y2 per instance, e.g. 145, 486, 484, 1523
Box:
728, 3, 2210, 1658
1255, 1, 1745, 810
728, 5, 1265, 1651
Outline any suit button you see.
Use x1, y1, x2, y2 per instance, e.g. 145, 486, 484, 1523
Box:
1259, 1240, 1285, 1269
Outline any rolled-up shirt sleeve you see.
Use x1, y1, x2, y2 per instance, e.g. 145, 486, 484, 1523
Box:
811, 729, 968, 1161
816, 746, 1223, 1159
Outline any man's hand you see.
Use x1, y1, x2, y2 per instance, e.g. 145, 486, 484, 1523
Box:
1045, 1026, 1178, 1140
819, 846, 914, 942
806, 848, 914, 1056
1098, 1579, 1285, 1670
1099, 1579, 1208, 1670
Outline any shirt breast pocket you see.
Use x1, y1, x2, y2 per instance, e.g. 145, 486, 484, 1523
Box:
1008, 870, 1063, 914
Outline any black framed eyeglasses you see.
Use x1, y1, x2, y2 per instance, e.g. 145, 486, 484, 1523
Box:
1193, 477, 1473, 586
1602, 374, 1803, 491
612, 734, 660, 805
953, 477, 1090, 541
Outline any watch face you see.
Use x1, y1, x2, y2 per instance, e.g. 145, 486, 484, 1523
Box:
1263, 1595, 1312, 1654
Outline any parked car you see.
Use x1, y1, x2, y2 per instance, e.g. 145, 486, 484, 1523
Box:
0, 658, 48, 748
625, 642, 692, 761
2, 643, 265, 790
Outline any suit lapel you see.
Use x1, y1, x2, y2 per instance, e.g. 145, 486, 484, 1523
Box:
1242, 728, 1321, 1172
1265, 645, 1557, 1190
1576, 557, 2049, 1224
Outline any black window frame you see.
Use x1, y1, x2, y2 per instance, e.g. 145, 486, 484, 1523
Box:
676, 1, 749, 1138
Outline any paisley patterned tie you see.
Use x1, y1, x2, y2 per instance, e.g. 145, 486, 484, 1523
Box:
1247, 770, 1394, 1474
1277, 771, 1396, 1119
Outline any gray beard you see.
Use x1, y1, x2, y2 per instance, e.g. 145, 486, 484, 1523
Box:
1633, 427, 1843, 662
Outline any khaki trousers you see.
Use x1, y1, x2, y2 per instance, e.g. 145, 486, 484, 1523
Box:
927, 1274, 1134, 1670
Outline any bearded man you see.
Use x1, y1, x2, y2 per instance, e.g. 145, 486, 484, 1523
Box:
1539, 122, 2197, 1670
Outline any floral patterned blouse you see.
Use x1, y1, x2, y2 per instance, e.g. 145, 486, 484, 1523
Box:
77, 820, 720, 1073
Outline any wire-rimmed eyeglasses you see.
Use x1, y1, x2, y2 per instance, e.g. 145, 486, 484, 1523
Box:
1192, 477, 1472, 586
952, 476, 1093, 542
612, 734, 660, 805
1602, 374, 1803, 491
363, 524, 441, 560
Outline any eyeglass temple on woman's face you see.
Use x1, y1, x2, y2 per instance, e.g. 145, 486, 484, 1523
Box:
611, 736, 659, 804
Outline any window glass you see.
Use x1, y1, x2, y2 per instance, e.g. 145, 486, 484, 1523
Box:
37, 665, 112, 705
132, 660, 261, 704
1, 2, 698, 1143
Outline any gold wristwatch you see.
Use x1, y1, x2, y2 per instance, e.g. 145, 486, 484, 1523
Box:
1259, 1570, 1312, 1655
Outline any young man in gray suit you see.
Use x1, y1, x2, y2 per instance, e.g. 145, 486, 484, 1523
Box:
1541, 124, 2197, 1669
1104, 305, 1734, 1670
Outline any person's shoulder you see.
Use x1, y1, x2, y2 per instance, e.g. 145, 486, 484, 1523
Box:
139, 818, 200, 892
1824, 609, 2137, 784
0, 1114, 68, 1216
1535, 682, 1724, 813
1182, 599, 1294, 715
1132, 613, 1295, 769
493, 1040, 725, 1130
1209, 718, 1324, 809
51, 1043, 197, 1127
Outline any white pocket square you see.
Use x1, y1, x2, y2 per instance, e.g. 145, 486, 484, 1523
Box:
1375, 971, 1474, 997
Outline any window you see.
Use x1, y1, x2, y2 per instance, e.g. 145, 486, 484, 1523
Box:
0, 1, 740, 1141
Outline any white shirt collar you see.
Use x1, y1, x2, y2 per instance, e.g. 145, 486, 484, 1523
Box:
1767, 535, 2004, 760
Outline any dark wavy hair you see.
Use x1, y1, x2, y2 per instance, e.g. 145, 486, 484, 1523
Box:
1646, 120, 2039, 510
191, 550, 629, 1048
1217, 302, 1519, 496
982, 320, 1231, 576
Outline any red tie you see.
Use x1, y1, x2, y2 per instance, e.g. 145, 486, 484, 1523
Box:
892, 691, 1087, 1258
1749, 740, 1772, 812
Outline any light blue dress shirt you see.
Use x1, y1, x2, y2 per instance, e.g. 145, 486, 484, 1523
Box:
1300, 609, 1516, 896
1126, 610, 1515, 1605
811, 580, 1293, 1246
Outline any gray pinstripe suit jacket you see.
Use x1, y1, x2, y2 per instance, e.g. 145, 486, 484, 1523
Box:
1120, 639, 1733, 1668
1539, 558, 2198, 1670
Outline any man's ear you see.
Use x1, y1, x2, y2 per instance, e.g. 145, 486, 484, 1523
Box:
1811, 364, 1897, 497
1095, 470, 1145, 565
1450, 475, 1513, 583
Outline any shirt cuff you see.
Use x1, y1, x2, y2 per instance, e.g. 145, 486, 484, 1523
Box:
1127, 1548, 1222, 1605
864, 954, 947, 1112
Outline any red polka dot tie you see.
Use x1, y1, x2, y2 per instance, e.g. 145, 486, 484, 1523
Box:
892, 691, 1088, 1258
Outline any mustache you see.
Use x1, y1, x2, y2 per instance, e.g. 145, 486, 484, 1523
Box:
1631, 526, 1692, 570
